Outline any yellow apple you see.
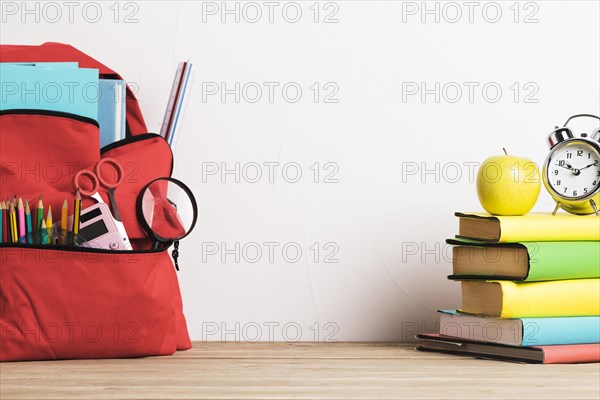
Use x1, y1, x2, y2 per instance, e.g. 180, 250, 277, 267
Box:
476, 150, 541, 216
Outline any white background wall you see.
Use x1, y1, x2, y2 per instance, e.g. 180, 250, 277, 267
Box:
2, 0, 599, 341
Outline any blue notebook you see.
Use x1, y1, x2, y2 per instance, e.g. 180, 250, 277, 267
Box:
0, 64, 99, 120
439, 310, 600, 346
98, 79, 126, 148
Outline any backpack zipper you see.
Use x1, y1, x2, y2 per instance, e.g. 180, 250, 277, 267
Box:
1, 124, 176, 258
0, 241, 170, 255
0, 109, 99, 127
100, 133, 174, 176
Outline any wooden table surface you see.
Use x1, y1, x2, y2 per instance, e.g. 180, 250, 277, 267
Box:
1, 342, 599, 399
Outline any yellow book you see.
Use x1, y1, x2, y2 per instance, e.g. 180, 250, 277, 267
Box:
456, 212, 600, 242
460, 279, 600, 318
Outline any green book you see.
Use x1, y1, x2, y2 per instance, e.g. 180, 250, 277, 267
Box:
447, 238, 600, 282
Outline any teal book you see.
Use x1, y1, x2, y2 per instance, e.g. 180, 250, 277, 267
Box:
0, 64, 99, 120
447, 238, 600, 281
439, 310, 600, 346
98, 79, 126, 148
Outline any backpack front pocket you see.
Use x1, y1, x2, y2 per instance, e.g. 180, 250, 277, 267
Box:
0, 244, 190, 362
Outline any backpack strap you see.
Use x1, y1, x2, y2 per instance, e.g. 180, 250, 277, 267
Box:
0, 42, 148, 136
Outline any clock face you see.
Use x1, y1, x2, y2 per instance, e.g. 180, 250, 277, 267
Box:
547, 140, 600, 200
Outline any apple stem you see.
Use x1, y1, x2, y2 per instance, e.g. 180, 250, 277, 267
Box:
503, 148, 508, 155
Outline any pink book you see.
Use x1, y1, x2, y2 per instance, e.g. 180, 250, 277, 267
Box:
539, 343, 600, 364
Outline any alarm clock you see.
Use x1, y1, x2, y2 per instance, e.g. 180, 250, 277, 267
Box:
542, 114, 600, 216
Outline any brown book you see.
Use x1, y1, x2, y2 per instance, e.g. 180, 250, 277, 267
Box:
447, 239, 600, 282
450, 241, 528, 280
454, 212, 600, 242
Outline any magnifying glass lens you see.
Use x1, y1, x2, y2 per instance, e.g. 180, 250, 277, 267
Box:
139, 178, 196, 242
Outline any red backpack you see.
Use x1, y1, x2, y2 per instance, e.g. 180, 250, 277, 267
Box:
0, 43, 192, 361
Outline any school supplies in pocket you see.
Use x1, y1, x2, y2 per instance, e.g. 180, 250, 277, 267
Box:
73, 157, 131, 250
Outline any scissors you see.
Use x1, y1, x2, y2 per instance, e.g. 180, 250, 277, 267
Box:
73, 158, 132, 250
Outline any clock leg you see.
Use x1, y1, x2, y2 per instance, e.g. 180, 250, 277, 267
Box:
552, 202, 562, 216
590, 199, 600, 216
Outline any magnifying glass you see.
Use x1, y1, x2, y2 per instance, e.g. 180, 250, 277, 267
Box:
136, 177, 198, 262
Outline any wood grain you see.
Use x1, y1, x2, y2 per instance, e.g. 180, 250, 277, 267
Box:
1, 342, 598, 399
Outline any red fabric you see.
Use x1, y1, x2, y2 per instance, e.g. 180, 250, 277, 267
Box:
0, 112, 190, 361
101, 135, 174, 240
0, 248, 187, 361
149, 181, 187, 239
0, 42, 148, 136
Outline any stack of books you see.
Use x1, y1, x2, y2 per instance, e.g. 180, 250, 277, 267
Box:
418, 212, 600, 364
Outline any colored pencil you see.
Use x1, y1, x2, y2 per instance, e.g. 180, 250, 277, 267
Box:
25, 199, 32, 241
5, 200, 9, 243
46, 206, 53, 240
4, 198, 9, 241
9, 202, 18, 243
59, 199, 68, 244
41, 220, 48, 245
73, 190, 81, 236
0, 200, 4, 243
17, 197, 25, 240
61, 199, 69, 231
14, 195, 18, 237
37, 196, 44, 231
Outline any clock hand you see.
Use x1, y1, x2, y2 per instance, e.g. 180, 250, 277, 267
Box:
579, 162, 598, 171
554, 161, 582, 176
555, 162, 573, 171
